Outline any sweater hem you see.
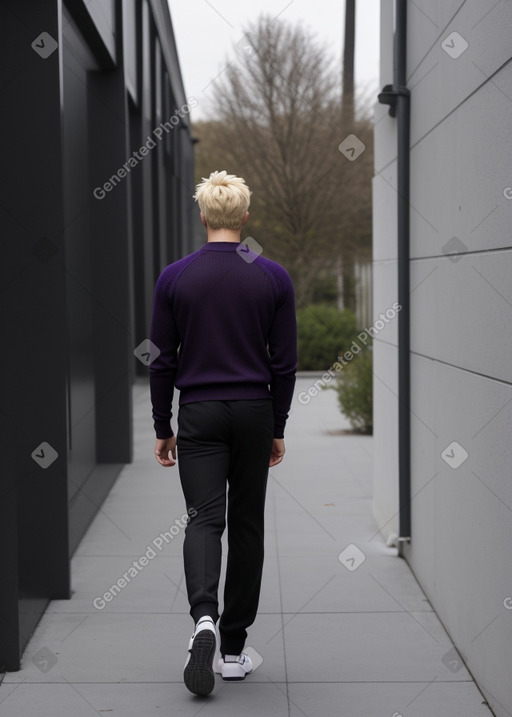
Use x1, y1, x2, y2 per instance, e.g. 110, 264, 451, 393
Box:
178, 382, 272, 404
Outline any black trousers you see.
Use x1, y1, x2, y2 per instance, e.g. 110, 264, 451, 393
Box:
176, 398, 274, 656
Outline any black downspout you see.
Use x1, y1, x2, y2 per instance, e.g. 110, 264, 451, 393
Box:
378, 0, 411, 548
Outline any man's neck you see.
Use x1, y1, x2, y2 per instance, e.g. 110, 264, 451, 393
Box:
206, 228, 241, 243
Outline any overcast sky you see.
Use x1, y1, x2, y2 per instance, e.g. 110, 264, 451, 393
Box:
167, 0, 380, 121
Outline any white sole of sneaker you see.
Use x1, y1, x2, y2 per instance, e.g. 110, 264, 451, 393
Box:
220, 661, 253, 681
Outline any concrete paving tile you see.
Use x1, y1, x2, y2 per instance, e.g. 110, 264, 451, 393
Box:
45, 555, 189, 614
288, 682, 493, 717
3, 613, 195, 684
74, 511, 187, 557
91, 680, 289, 715
283, 613, 473, 683
266, 517, 387, 558
270, 488, 373, 516
274, 555, 433, 614
0, 683, 99, 717
3, 611, 286, 686
0, 681, 290, 717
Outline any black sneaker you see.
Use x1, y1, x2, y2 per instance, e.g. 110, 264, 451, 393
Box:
183, 616, 217, 696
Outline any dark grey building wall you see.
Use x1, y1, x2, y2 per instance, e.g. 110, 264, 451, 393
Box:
0, 0, 196, 671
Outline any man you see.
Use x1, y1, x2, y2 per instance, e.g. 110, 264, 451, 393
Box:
148, 170, 297, 696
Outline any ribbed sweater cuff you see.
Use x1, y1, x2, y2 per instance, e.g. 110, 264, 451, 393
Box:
155, 424, 174, 439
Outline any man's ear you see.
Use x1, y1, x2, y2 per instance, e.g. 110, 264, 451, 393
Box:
200, 211, 207, 228
241, 211, 249, 226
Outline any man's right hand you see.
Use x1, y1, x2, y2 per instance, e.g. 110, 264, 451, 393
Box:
269, 438, 285, 467
154, 435, 177, 467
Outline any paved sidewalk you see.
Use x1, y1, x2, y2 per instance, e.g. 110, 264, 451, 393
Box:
0, 377, 492, 716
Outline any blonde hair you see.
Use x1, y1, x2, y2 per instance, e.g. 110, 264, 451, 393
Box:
193, 170, 252, 230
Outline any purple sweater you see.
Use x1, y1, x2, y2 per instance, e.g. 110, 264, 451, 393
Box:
148, 241, 297, 439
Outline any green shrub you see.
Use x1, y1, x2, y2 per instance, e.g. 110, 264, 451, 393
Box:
334, 349, 373, 434
310, 275, 338, 304
297, 303, 358, 370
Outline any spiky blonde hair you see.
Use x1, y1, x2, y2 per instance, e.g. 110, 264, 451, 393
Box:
193, 170, 252, 230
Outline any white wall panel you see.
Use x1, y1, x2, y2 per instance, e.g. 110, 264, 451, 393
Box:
410, 250, 512, 383
409, 1, 512, 146
409, 63, 512, 259
372, 161, 398, 261
371, 338, 399, 541
407, 355, 512, 715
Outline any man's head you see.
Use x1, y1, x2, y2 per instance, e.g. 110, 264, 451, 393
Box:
193, 170, 252, 230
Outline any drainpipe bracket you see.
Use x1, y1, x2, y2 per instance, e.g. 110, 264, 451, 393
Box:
377, 84, 410, 117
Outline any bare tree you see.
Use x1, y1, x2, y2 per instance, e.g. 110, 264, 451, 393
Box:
195, 14, 373, 310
